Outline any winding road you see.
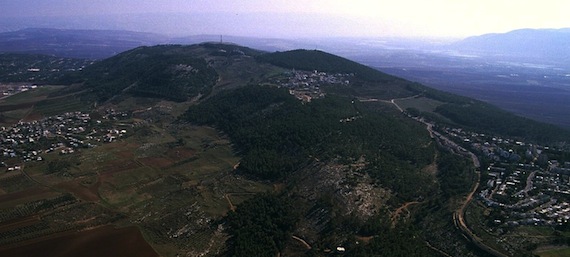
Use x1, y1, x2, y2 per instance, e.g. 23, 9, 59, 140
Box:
382, 96, 508, 257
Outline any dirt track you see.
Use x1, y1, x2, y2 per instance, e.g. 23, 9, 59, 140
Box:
391, 201, 419, 227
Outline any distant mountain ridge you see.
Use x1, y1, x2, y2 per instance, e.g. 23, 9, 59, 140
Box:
5, 27, 570, 65
0, 28, 304, 59
450, 28, 570, 64
0, 28, 165, 59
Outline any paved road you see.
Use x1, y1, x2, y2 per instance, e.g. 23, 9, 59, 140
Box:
382, 96, 507, 257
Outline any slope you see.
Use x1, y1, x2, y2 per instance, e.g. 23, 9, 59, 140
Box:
60, 45, 220, 102
2, 44, 570, 257
257, 49, 570, 143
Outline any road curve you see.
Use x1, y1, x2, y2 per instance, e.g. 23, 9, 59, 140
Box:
382, 97, 507, 257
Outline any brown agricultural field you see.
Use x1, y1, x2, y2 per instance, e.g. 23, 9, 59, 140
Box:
55, 180, 100, 202
0, 225, 159, 257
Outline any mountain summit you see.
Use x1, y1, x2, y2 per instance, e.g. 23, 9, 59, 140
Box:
451, 28, 570, 64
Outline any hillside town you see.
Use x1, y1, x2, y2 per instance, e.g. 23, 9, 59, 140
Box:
0, 84, 38, 97
269, 70, 352, 102
0, 110, 131, 171
440, 126, 570, 227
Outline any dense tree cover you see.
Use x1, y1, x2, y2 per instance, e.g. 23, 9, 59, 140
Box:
405, 83, 472, 104
366, 154, 435, 203
435, 102, 570, 143
226, 194, 298, 257
60, 45, 218, 102
437, 151, 474, 197
183, 85, 434, 185
182, 85, 469, 256
257, 49, 401, 83
405, 83, 570, 143
348, 225, 438, 257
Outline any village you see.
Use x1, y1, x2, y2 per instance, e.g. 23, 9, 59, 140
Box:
440, 126, 570, 227
0, 109, 131, 171
269, 70, 352, 102
0, 84, 39, 97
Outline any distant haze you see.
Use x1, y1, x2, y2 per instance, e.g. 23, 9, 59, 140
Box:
1, 0, 569, 39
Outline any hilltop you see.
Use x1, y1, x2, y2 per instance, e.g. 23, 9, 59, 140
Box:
450, 28, 570, 65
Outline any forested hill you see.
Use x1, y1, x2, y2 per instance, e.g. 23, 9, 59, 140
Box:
256, 49, 570, 143
182, 85, 440, 257
58, 45, 221, 102
51, 43, 570, 142
3, 42, 570, 257
414, 86, 570, 143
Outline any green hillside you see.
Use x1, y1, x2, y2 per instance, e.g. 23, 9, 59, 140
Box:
257, 50, 570, 143
182, 85, 439, 257
183, 85, 433, 185
2, 43, 570, 257
51, 45, 570, 144
59, 45, 219, 102
409, 85, 570, 142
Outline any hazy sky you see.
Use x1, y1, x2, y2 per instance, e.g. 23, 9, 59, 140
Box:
2, 0, 569, 38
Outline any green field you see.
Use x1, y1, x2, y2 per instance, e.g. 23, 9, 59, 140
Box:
0, 86, 65, 105
34, 95, 91, 116
536, 247, 570, 257
395, 96, 443, 113
0, 86, 85, 124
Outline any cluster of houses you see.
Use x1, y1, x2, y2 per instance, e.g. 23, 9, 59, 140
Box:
270, 70, 351, 102
1, 110, 131, 172
440, 126, 570, 227
0, 84, 38, 97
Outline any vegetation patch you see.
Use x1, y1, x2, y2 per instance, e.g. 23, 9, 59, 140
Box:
63, 45, 219, 102
535, 247, 570, 257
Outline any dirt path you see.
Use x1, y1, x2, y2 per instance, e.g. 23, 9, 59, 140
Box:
425, 241, 453, 257
355, 235, 374, 244
291, 235, 311, 250
422, 152, 439, 175
391, 99, 404, 112
224, 194, 236, 212
391, 201, 420, 227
